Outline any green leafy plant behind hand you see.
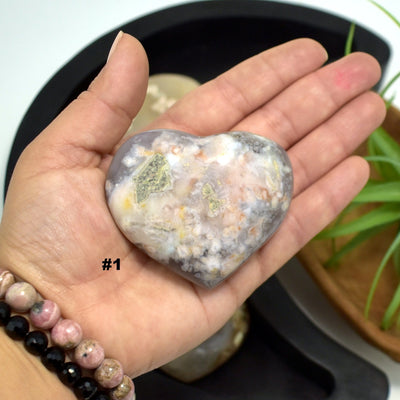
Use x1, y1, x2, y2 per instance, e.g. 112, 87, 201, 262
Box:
318, 1, 400, 330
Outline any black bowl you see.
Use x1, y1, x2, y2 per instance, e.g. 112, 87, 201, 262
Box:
5, 1, 390, 192
5, 2, 390, 399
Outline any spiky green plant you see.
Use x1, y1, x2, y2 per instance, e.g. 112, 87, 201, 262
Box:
317, 1, 400, 330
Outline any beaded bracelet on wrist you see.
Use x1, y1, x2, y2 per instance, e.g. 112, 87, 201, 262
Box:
0, 269, 135, 400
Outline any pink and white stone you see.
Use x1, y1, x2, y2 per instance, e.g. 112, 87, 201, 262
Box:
106, 129, 293, 288
95, 358, 124, 388
5, 282, 37, 312
74, 339, 105, 369
0, 270, 15, 298
110, 375, 135, 400
51, 319, 82, 349
30, 300, 61, 329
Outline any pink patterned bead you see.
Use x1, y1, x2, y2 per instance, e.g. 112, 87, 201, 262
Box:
51, 319, 82, 349
110, 375, 135, 400
30, 300, 61, 329
74, 339, 105, 369
0, 270, 15, 298
5, 282, 37, 312
95, 358, 124, 388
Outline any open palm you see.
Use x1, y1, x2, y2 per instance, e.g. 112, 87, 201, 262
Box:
0, 34, 385, 377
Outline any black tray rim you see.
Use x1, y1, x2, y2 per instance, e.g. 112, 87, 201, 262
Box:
4, 0, 390, 195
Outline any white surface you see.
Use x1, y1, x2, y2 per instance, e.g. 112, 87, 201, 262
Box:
1, 1, 400, 398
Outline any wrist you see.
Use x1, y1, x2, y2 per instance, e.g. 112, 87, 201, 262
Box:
0, 268, 136, 400
0, 328, 76, 399
0, 231, 45, 294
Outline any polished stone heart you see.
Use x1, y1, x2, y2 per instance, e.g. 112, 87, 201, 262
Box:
105, 129, 293, 288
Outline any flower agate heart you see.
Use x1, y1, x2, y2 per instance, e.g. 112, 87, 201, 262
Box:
105, 130, 293, 288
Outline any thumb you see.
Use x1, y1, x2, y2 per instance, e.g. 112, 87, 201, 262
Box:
20, 32, 149, 171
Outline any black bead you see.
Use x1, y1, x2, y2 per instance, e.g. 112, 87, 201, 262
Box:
41, 346, 65, 371
58, 362, 82, 386
74, 377, 98, 399
91, 391, 111, 400
24, 330, 48, 355
5, 315, 29, 340
0, 301, 11, 325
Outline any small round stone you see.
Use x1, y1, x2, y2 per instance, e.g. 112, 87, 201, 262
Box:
41, 346, 65, 371
74, 377, 98, 400
0, 301, 11, 325
75, 339, 105, 369
92, 391, 112, 400
30, 300, 61, 329
0, 270, 15, 298
110, 375, 135, 400
5, 315, 29, 340
58, 362, 82, 386
24, 330, 49, 355
5, 282, 37, 312
51, 319, 83, 349
95, 358, 124, 389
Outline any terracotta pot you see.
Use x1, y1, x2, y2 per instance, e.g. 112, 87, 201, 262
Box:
298, 106, 400, 361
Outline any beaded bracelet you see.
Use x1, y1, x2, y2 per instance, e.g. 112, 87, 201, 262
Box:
0, 269, 135, 400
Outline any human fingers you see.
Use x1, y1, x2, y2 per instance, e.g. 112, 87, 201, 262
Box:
233, 52, 382, 148
19, 33, 149, 172
144, 38, 328, 134
289, 90, 385, 196
225, 155, 370, 300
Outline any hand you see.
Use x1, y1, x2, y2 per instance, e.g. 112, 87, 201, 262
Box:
0, 33, 385, 377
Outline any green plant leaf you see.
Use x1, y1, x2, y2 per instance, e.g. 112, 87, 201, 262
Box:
317, 203, 400, 239
324, 224, 390, 267
333, 202, 363, 226
381, 280, 400, 330
381, 236, 400, 329
367, 127, 400, 180
352, 181, 400, 203
365, 228, 400, 319
384, 93, 396, 109
369, 0, 400, 29
368, 127, 400, 161
365, 156, 400, 169
394, 239, 400, 276
316, 203, 363, 241
345, 22, 356, 56
380, 71, 400, 98
368, 133, 386, 179
321, 203, 364, 254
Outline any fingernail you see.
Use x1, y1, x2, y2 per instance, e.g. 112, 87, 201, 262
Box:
107, 31, 123, 63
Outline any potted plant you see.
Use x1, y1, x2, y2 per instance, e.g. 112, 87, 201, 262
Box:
298, 1, 400, 361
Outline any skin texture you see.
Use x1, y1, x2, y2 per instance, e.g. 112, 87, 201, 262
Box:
0, 33, 385, 395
